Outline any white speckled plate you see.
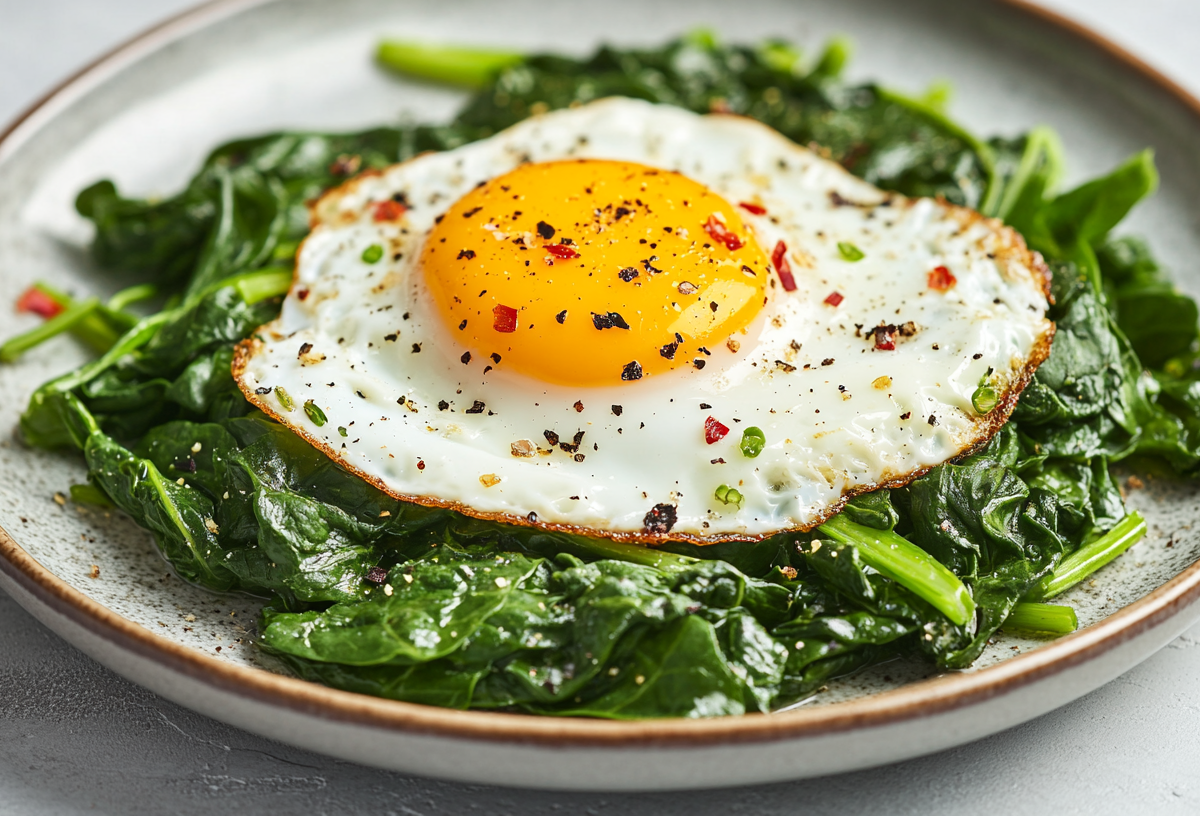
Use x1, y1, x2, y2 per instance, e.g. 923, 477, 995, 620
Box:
2, 0, 1200, 791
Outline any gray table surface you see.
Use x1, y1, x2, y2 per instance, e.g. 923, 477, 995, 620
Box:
3, 1, 1200, 813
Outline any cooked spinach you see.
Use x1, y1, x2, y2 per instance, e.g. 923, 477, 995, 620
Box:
10, 33, 1186, 717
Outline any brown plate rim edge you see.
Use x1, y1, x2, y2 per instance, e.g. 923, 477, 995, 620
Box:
1, 0, 1199, 749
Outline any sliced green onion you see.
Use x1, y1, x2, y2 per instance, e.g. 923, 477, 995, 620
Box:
337, 426, 349, 437
303, 399, 328, 427
361, 244, 384, 264
275, 387, 295, 412
837, 242, 865, 262
376, 40, 524, 89
819, 514, 976, 626
1005, 602, 1078, 635
972, 384, 998, 415
714, 484, 744, 508
740, 426, 766, 458
1035, 511, 1147, 600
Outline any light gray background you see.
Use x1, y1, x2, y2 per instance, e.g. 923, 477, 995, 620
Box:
2, 1, 1199, 813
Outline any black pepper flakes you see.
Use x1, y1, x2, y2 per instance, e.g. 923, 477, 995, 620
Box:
457, 249, 476, 260
536, 220, 555, 239
254, 386, 272, 395
465, 400, 486, 414
461, 351, 472, 364
412, 343, 422, 353
611, 405, 623, 416
543, 430, 560, 446
384, 332, 398, 342
928, 414, 938, 426
438, 400, 450, 411
821, 358, 835, 366
699, 403, 712, 410
618, 267, 639, 282
558, 431, 586, 453
555, 309, 567, 324
693, 358, 706, 370
643, 503, 678, 534
365, 566, 388, 584
591, 312, 630, 330
621, 361, 643, 381
298, 342, 313, 356
458, 320, 468, 330
491, 352, 501, 363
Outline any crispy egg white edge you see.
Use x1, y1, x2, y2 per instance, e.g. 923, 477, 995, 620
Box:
232, 98, 1054, 544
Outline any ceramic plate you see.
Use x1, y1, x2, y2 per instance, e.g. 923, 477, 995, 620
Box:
3, 0, 1200, 791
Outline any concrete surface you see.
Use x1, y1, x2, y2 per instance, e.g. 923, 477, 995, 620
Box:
2, 0, 1200, 812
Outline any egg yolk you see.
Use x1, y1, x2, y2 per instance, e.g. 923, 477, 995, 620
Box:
420, 159, 770, 386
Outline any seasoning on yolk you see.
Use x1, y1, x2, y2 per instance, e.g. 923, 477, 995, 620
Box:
420, 159, 771, 387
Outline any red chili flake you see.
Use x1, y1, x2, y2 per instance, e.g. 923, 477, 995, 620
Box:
372, 200, 407, 222
738, 201, 767, 215
771, 241, 797, 292
927, 265, 957, 291
416, 459, 426, 470
824, 291, 844, 307
492, 304, 518, 333
703, 215, 744, 251
15, 287, 63, 318
873, 326, 896, 351
704, 416, 730, 445
544, 244, 579, 261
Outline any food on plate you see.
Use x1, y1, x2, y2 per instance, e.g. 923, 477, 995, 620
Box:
13, 32, 1195, 718
234, 99, 1054, 542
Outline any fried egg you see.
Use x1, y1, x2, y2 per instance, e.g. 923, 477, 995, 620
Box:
233, 98, 1053, 544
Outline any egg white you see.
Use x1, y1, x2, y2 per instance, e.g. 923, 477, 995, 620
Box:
233, 98, 1052, 542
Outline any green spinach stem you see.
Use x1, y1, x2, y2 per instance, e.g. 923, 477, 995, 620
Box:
376, 40, 524, 89
1035, 511, 1147, 600
818, 514, 976, 626
1006, 602, 1078, 634
0, 297, 101, 362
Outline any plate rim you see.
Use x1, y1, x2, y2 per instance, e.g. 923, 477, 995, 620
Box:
2, 0, 1200, 750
